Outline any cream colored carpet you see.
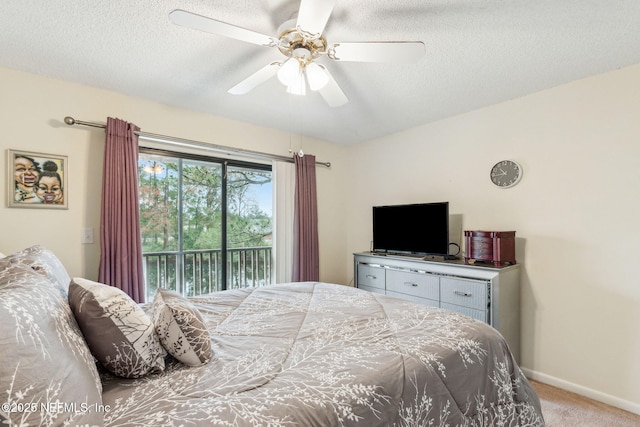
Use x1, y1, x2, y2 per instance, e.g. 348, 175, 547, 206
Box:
530, 379, 640, 426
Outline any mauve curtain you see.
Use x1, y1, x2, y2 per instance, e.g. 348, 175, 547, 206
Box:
292, 154, 319, 281
98, 117, 145, 302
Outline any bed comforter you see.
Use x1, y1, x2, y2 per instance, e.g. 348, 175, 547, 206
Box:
100, 282, 543, 426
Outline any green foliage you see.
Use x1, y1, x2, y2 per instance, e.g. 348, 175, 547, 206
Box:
139, 161, 179, 252
138, 156, 272, 253
139, 155, 273, 299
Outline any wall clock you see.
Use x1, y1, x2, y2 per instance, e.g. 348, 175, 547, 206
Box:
490, 160, 522, 188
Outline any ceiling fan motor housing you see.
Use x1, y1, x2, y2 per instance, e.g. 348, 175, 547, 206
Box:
277, 20, 327, 64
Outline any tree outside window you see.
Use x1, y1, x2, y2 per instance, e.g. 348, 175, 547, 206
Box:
138, 150, 272, 299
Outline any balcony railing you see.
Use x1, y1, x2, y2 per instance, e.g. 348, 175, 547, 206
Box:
142, 247, 272, 301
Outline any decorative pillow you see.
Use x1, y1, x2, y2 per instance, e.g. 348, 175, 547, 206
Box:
152, 289, 212, 366
0, 265, 103, 426
3, 245, 71, 293
68, 277, 166, 378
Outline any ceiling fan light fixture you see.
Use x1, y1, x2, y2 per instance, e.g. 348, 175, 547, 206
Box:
306, 62, 329, 91
286, 72, 306, 95
277, 57, 300, 86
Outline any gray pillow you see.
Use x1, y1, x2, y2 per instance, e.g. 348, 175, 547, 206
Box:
3, 245, 71, 293
0, 265, 103, 426
152, 289, 212, 366
68, 277, 166, 378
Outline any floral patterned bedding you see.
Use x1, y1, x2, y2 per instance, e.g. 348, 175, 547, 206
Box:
100, 282, 544, 426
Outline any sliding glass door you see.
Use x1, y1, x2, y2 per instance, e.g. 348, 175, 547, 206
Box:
138, 149, 272, 300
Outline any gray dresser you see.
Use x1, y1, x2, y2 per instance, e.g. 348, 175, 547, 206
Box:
354, 252, 521, 362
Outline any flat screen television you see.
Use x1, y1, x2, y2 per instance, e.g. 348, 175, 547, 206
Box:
372, 202, 450, 257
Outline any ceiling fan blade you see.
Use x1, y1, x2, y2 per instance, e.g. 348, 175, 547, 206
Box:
296, 0, 336, 38
318, 68, 348, 107
228, 62, 280, 95
329, 41, 426, 63
169, 9, 276, 47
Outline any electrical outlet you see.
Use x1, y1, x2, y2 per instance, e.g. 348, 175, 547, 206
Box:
82, 227, 94, 244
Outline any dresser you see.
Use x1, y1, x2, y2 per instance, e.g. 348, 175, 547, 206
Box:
354, 252, 521, 361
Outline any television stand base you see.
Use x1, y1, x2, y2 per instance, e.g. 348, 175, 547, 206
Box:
423, 254, 457, 262
370, 252, 459, 261
398, 253, 428, 259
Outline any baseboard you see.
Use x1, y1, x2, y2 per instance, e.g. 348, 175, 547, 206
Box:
521, 368, 640, 416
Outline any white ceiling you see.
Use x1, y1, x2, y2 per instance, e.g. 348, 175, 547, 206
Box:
2, 0, 640, 145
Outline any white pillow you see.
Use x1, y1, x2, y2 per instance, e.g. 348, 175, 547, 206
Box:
152, 289, 212, 366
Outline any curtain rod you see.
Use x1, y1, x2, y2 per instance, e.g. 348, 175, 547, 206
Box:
63, 116, 331, 168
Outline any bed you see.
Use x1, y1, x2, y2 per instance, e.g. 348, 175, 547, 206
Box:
1, 246, 544, 426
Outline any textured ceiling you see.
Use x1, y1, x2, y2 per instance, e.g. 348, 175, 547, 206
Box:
2, 0, 640, 145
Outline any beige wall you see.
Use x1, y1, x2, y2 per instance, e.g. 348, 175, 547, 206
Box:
0, 66, 349, 284
346, 63, 640, 412
2, 63, 640, 413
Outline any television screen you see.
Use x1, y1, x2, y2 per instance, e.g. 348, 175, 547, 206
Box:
372, 202, 449, 256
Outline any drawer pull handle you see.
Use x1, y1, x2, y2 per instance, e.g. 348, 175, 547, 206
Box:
404, 282, 419, 287
366, 275, 377, 280
454, 290, 472, 297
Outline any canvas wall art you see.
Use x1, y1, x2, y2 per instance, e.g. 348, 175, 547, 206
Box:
8, 149, 68, 209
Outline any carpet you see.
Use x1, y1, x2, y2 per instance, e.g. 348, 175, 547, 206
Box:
530, 379, 640, 426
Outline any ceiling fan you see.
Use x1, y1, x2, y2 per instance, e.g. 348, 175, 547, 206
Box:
169, 0, 425, 107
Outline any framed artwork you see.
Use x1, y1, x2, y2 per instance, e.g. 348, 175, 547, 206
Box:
7, 149, 68, 209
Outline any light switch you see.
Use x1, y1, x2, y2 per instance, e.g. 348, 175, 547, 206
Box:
82, 227, 94, 244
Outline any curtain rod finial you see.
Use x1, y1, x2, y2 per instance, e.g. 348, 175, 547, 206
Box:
64, 116, 76, 125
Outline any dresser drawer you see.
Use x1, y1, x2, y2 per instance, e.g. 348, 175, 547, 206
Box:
440, 277, 488, 310
357, 264, 385, 290
358, 284, 386, 295
386, 290, 439, 308
386, 269, 439, 300
441, 302, 487, 322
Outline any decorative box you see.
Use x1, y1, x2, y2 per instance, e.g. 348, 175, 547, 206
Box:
464, 230, 516, 267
